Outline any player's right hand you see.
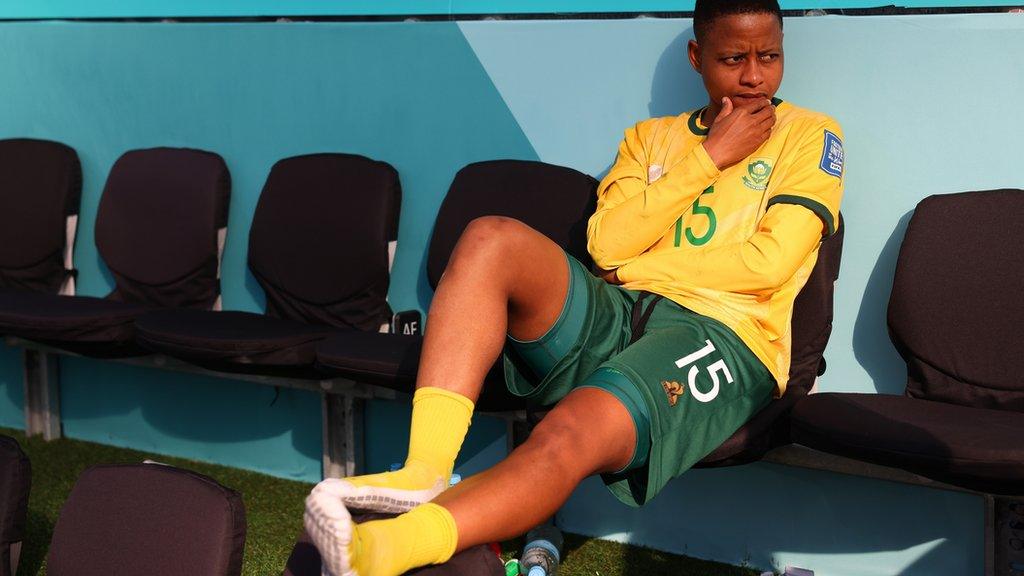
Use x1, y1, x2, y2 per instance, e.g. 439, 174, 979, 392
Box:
596, 266, 622, 285
701, 97, 776, 170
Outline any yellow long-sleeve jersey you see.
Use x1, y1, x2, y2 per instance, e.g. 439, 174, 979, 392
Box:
587, 100, 845, 395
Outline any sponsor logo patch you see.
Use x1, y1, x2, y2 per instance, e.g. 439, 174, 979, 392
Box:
820, 130, 844, 178
662, 380, 686, 407
742, 158, 773, 191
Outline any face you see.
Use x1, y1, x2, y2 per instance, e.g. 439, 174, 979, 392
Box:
688, 12, 784, 116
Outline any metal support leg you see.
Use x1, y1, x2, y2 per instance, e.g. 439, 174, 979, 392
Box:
9, 541, 22, 576
986, 493, 996, 576
23, 349, 61, 440
508, 406, 548, 452
322, 392, 364, 479
505, 418, 516, 454
511, 418, 532, 450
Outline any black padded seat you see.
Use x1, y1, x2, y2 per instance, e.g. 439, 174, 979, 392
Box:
697, 215, 845, 467
696, 389, 805, 468
315, 160, 598, 412
0, 147, 230, 357
315, 332, 511, 412
314, 332, 420, 386
0, 436, 30, 576
0, 139, 82, 295
46, 463, 246, 576
134, 153, 401, 377
791, 393, 1024, 495
136, 309, 339, 374
0, 293, 149, 356
424, 160, 596, 285
791, 190, 1024, 495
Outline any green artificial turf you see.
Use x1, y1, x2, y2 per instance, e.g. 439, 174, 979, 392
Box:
3, 428, 764, 576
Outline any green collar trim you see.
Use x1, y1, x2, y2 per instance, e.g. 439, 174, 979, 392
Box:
688, 108, 709, 136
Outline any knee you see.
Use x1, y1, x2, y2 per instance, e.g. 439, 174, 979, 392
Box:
526, 413, 596, 472
525, 394, 637, 474
449, 216, 535, 268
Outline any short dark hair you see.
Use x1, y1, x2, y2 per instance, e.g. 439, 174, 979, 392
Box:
693, 0, 783, 43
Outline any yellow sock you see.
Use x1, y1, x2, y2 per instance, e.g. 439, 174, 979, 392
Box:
352, 503, 458, 576
346, 387, 474, 491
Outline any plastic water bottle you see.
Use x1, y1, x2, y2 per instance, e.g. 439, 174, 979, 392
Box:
520, 525, 562, 576
762, 568, 814, 576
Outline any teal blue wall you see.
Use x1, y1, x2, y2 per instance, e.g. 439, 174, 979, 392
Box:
0, 346, 23, 429
0, 12, 1020, 576
0, 1, 1020, 18
0, 20, 536, 478
563, 466, 984, 575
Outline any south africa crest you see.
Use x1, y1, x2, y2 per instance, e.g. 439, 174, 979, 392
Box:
742, 158, 773, 191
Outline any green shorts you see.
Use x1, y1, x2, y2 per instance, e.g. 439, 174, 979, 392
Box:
503, 252, 776, 506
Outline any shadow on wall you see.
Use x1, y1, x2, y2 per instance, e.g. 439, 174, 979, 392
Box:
67, 148, 116, 299
245, 265, 267, 311
80, 233, 117, 297
649, 27, 708, 122
590, 26, 709, 183
852, 210, 914, 394
58, 356, 322, 470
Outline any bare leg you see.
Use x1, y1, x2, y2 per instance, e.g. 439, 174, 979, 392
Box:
305, 217, 603, 576
434, 387, 636, 550
309, 216, 576, 512
330, 388, 637, 576
417, 215, 572, 402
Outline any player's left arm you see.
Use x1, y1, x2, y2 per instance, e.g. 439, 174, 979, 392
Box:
763, 118, 844, 238
616, 119, 845, 294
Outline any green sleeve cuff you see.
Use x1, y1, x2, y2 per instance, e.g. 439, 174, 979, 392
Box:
766, 194, 836, 236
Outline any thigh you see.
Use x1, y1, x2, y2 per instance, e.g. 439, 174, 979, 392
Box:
597, 308, 777, 506
502, 253, 636, 406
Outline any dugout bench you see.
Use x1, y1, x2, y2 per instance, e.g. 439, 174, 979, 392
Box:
3, 137, 1019, 575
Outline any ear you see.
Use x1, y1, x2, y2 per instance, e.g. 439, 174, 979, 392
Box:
687, 39, 702, 74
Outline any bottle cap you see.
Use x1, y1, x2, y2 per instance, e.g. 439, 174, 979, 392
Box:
523, 539, 560, 562
527, 566, 546, 576
503, 559, 519, 576
449, 473, 462, 487
525, 525, 563, 553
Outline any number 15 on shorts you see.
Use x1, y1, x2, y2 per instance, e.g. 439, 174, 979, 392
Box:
675, 340, 734, 403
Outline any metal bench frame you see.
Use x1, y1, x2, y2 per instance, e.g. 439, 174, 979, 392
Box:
10, 337, 1017, 576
